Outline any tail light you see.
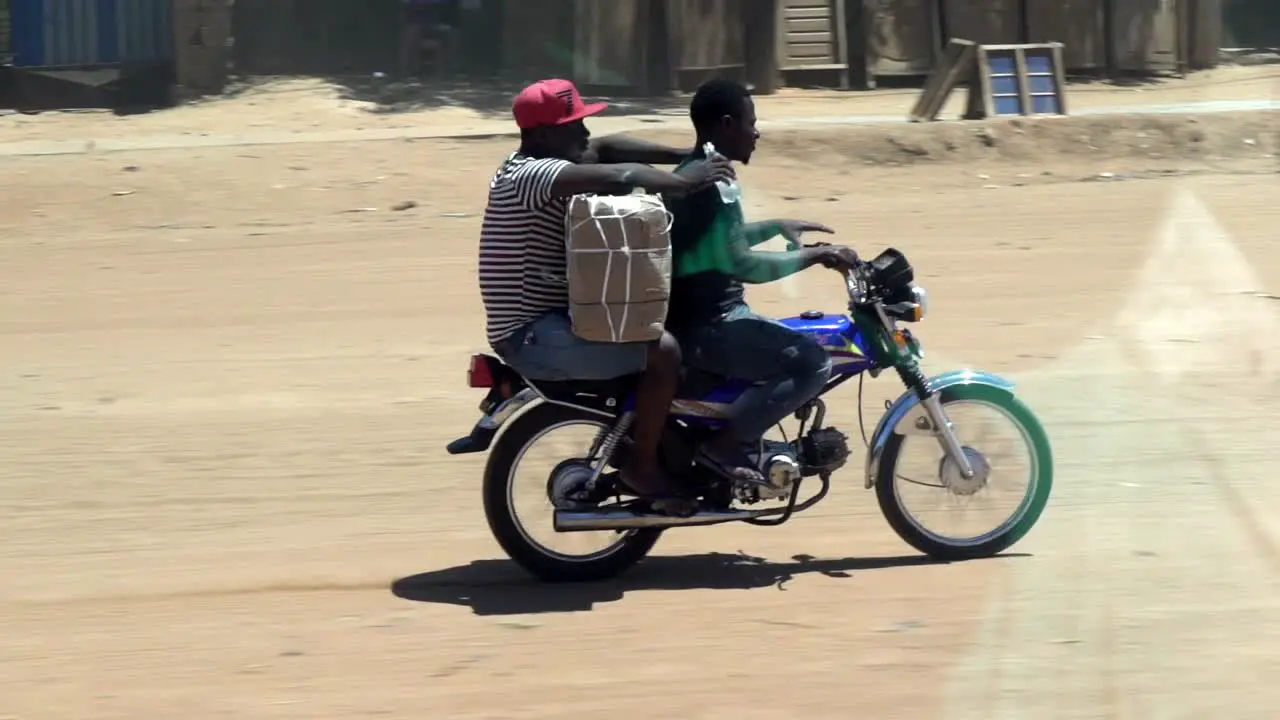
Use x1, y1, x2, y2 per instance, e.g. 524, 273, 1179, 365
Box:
467, 354, 495, 388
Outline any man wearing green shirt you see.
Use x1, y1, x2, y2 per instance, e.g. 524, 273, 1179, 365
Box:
665, 79, 861, 483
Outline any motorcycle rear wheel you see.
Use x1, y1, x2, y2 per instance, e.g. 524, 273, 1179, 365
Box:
482, 403, 662, 582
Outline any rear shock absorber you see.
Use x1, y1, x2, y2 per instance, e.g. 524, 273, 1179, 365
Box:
586, 412, 634, 488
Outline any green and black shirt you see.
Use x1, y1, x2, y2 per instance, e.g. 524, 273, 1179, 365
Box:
664, 150, 811, 333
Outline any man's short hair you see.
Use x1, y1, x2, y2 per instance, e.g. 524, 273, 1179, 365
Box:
690, 79, 751, 134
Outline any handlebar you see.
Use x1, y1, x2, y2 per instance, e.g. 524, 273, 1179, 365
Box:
804, 241, 872, 304
843, 264, 878, 305
844, 269, 868, 305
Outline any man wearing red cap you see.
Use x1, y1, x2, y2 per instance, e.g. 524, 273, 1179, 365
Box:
479, 78, 733, 508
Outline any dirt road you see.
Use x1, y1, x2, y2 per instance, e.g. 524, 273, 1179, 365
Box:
2, 100, 1279, 718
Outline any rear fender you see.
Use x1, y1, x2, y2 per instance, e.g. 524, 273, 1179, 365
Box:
863, 370, 1015, 488
446, 388, 541, 455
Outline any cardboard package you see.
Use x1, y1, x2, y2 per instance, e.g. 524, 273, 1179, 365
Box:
566, 194, 673, 343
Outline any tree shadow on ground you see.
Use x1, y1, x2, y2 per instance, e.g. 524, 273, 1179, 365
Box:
326, 74, 690, 119
390, 551, 1029, 616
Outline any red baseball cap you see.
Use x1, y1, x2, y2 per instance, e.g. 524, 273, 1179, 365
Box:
512, 79, 608, 130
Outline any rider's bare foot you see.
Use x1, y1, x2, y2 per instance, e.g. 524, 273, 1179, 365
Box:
620, 462, 696, 516
696, 438, 765, 484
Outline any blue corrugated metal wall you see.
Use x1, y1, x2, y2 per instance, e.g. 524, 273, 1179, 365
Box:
116, 0, 171, 63
9, 0, 172, 67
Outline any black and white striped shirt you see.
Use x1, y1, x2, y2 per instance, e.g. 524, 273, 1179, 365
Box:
479, 153, 573, 345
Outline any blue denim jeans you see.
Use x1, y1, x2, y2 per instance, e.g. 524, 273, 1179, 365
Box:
675, 303, 833, 441
492, 310, 649, 381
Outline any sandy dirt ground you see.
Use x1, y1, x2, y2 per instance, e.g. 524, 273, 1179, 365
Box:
2, 79, 1279, 718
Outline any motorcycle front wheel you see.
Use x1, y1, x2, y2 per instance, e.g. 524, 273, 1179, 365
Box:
874, 382, 1053, 560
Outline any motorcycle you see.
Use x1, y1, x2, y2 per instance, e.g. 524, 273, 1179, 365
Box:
447, 248, 1053, 582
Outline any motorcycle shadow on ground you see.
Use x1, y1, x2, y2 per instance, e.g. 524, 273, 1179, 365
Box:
390, 551, 1028, 616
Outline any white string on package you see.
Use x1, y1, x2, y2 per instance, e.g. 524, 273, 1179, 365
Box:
567, 193, 673, 343
588, 197, 618, 341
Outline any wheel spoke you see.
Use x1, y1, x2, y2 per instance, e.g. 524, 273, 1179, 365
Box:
884, 394, 1049, 551
505, 419, 635, 562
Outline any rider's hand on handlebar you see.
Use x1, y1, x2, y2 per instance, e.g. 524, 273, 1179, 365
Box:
816, 245, 860, 272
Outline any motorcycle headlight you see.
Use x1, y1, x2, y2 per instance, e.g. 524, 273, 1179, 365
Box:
911, 285, 928, 319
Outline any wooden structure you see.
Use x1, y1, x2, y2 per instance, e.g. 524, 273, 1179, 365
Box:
572, 0, 651, 90
500, 0, 746, 95
908, 37, 976, 121
744, 0, 782, 92
855, 0, 1215, 91
664, 0, 746, 91
231, 0, 404, 75
856, 0, 1025, 89
1025, 0, 1108, 71
206, 0, 1225, 97
942, 0, 1022, 45
1184, 0, 1222, 70
909, 39, 1067, 122
776, 0, 849, 87
857, 0, 942, 88
971, 43, 1068, 118
534, 0, 1218, 93
1110, 0, 1180, 73
174, 0, 232, 95
501, 0, 574, 81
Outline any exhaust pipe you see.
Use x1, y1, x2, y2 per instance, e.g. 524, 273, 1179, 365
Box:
554, 507, 774, 532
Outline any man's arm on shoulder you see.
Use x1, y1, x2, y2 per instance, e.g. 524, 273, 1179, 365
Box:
586, 134, 692, 165
507, 157, 696, 207
552, 163, 699, 198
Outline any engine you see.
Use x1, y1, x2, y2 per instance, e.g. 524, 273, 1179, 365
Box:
800, 427, 852, 477
727, 440, 797, 503
736, 427, 852, 504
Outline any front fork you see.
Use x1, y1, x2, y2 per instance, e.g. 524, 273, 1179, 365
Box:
896, 359, 975, 479
922, 393, 975, 478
